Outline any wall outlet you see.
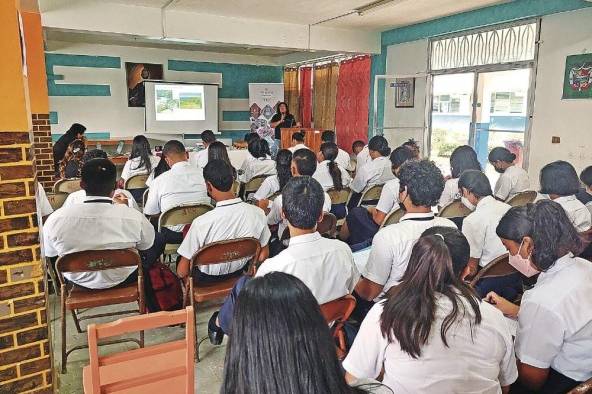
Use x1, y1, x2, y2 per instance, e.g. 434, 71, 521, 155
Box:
552, 136, 560, 144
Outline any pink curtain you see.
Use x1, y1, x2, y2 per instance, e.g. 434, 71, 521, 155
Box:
334, 56, 371, 153
299, 67, 313, 128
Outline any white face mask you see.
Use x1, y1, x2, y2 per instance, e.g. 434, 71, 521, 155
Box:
508, 239, 540, 278
461, 196, 476, 211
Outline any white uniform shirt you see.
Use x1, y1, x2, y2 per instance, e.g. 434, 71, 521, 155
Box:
337, 148, 354, 171
462, 196, 511, 267
375, 178, 400, 214
439, 178, 460, 207
238, 156, 276, 183
253, 175, 281, 201
344, 299, 518, 393
177, 198, 271, 276
494, 165, 530, 201
350, 156, 395, 193
356, 146, 371, 169
288, 143, 309, 153
267, 192, 332, 239
143, 161, 209, 216
120, 155, 160, 182
554, 195, 592, 232
36, 183, 54, 218
256, 232, 359, 304
64, 189, 140, 211
516, 254, 592, 382
364, 213, 456, 299
313, 161, 352, 191
194, 146, 209, 168
43, 196, 155, 289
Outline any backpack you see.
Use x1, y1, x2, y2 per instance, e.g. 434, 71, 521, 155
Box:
145, 261, 183, 312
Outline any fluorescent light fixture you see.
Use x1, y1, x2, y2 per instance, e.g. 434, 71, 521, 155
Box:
354, 0, 397, 16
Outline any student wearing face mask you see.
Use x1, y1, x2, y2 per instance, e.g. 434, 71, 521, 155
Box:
486, 200, 592, 393
488, 147, 530, 201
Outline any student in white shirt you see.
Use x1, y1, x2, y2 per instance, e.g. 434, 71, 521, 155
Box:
321, 130, 354, 171
254, 149, 292, 211
313, 142, 351, 191
213, 175, 358, 339
576, 166, 592, 216
345, 228, 517, 394
349, 135, 395, 208
486, 200, 592, 392
354, 160, 456, 315
238, 138, 276, 184
339, 146, 414, 245
355, 143, 371, 171
119, 135, 160, 183
36, 182, 53, 222
489, 147, 530, 201
288, 131, 309, 153
65, 188, 139, 211
440, 145, 482, 208
43, 158, 163, 290
176, 159, 270, 287
194, 129, 216, 168
538, 160, 592, 232
143, 140, 209, 245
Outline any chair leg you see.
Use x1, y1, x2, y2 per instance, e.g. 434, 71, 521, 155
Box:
138, 300, 145, 348
71, 310, 83, 333
47, 260, 60, 296
194, 305, 200, 362
61, 303, 67, 374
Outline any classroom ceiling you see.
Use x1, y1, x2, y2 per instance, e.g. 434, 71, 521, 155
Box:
97, 0, 509, 30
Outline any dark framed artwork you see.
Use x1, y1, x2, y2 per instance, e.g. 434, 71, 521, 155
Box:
562, 54, 592, 100
394, 78, 415, 108
125, 62, 164, 107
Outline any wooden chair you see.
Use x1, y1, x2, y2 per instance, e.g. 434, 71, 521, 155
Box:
469, 254, 517, 288
356, 184, 384, 207
506, 190, 538, 207
46, 192, 68, 211
83, 307, 195, 394
438, 199, 473, 218
158, 203, 214, 261
320, 295, 356, 360
188, 237, 262, 361
54, 178, 82, 194
380, 208, 405, 229
55, 249, 145, 374
124, 174, 149, 190
578, 228, 592, 260
240, 175, 268, 201
567, 377, 592, 394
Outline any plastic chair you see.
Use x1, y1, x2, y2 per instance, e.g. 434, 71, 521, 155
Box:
380, 208, 405, 229
356, 185, 384, 207
158, 203, 214, 261
506, 190, 538, 207
567, 377, 592, 394
83, 307, 195, 394
53, 178, 82, 194
241, 175, 268, 201
438, 199, 472, 218
46, 192, 68, 211
469, 254, 518, 288
55, 249, 145, 373
320, 295, 356, 360
124, 174, 149, 190
187, 238, 261, 361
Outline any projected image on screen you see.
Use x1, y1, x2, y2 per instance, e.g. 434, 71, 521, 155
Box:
155, 84, 205, 121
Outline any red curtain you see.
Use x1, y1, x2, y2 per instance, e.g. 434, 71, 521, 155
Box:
334, 56, 371, 153
299, 67, 313, 128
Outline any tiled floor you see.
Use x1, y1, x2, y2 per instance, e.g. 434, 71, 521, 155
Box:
48, 295, 226, 393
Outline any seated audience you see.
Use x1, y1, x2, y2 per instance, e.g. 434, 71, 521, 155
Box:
402, 138, 421, 159
207, 141, 237, 179
322, 130, 353, 171
143, 140, 209, 244
352, 140, 366, 157
440, 145, 481, 208
221, 272, 378, 394
238, 138, 276, 184
44, 158, 164, 290
120, 135, 160, 183
339, 146, 414, 246
176, 159, 270, 285
59, 139, 86, 178
576, 165, 592, 216
53, 122, 86, 175
539, 160, 591, 232
354, 159, 456, 315
288, 131, 308, 153
194, 129, 216, 168
254, 149, 292, 210
313, 142, 351, 191
355, 141, 371, 170
344, 229, 517, 393
486, 200, 592, 393
488, 147, 530, 201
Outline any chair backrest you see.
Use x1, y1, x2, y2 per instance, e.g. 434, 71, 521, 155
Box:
578, 228, 592, 260
53, 178, 82, 194
46, 192, 68, 211
506, 190, 538, 207
470, 254, 518, 288
357, 184, 384, 207
380, 208, 405, 229
327, 188, 351, 205
320, 294, 356, 326
142, 188, 149, 208
242, 175, 268, 200
125, 174, 149, 190
157, 203, 214, 231
86, 307, 195, 394
268, 191, 281, 202
567, 377, 592, 394
190, 237, 261, 274
231, 180, 240, 197
438, 199, 472, 218
317, 212, 337, 238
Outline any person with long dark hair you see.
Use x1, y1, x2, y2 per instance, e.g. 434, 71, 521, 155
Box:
254, 149, 292, 210
207, 141, 237, 179
488, 147, 530, 201
59, 139, 86, 178
440, 145, 482, 208
238, 138, 276, 184
576, 166, 592, 213
486, 200, 592, 393
322, 130, 354, 171
344, 231, 517, 393
269, 101, 298, 153
313, 142, 351, 191
120, 136, 159, 204
222, 272, 384, 394
194, 129, 217, 168
53, 122, 86, 175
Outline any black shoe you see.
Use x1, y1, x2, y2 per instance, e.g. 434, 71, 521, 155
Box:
208, 311, 224, 345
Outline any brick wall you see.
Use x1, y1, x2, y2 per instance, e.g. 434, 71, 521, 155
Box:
0, 130, 53, 393
31, 114, 54, 192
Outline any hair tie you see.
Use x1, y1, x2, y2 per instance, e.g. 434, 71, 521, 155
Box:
434, 233, 445, 241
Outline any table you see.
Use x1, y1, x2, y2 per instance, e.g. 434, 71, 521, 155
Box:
188, 149, 249, 170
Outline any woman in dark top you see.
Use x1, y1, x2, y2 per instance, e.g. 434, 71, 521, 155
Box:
269, 102, 298, 156
53, 123, 86, 175
59, 139, 86, 178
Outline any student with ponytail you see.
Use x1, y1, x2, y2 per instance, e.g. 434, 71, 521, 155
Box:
254, 149, 293, 210
313, 142, 351, 191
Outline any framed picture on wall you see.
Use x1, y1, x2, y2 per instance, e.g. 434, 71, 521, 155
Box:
562, 54, 592, 100
394, 78, 415, 108
125, 62, 164, 107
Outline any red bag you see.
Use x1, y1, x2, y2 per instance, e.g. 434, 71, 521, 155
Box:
146, 262, 183, 312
